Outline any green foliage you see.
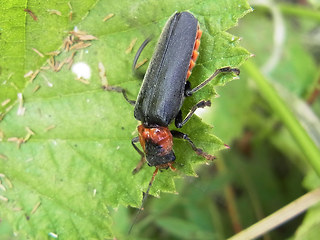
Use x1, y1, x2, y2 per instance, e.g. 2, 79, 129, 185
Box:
0, 0, 251, 238
114, 1, 320, 239
0, 0, 97, 114
201, 3, 320, 240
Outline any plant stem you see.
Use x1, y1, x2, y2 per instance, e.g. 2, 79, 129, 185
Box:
228, 188, 320, 240
243, 60, 320, 177
216, 158, 242, 233
278, 3, 320, 21
306, 67, 320, 105
255, 4, 320, 22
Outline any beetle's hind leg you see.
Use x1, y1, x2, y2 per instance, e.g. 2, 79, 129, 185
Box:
185, 67, 240, 96
175, 100, 211, 128
131, 136, 146, 174
171, 130, 216, 160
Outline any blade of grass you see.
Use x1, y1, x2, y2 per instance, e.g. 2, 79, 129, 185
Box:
243, 59, 320, 177
227, 188, 320, 240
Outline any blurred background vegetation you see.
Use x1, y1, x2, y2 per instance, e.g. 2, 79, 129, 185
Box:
112, 0, 320, 239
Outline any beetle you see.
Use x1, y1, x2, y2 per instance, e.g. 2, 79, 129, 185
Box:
104, 11, 239, 175
103, 11, 240, 233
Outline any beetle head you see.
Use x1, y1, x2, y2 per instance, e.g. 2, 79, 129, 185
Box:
138, 125, 176, 167
144, 140, 176, 167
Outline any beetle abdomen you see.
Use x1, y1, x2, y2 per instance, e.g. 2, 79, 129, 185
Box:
186, 27, 202, 79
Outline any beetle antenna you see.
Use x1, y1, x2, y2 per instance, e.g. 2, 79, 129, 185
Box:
128, 167, 159, 234
132, 37, 152, 73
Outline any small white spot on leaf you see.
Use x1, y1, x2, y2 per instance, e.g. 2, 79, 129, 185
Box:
48, 232, 58, 238
71, 62, 91, 79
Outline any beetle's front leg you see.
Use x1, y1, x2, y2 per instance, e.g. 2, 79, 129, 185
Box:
131, 136, 146, 174
102, 85, 136, 105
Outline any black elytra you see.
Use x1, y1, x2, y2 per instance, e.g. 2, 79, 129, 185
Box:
134, 12, 199, 127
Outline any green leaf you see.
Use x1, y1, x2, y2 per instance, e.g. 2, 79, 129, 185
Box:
155, 217, 216, 239
0, 0, 251, 238
294, 203, 320, 240
0, 0, 97, 114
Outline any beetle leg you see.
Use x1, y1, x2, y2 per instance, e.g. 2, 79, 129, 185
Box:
175, 100, 211, 128
171, 130, 216, 160
185, 67, 240, 96
103, 38, 153, 105
132, 157, 146, 175
175, 110, 183, 128
184, 80, 192, 96
102, 85, 136, 105
131, 136, 146, 174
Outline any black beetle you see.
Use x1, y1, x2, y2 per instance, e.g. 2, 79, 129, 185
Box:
103, 11, 240, 233
104, 11, 239, 174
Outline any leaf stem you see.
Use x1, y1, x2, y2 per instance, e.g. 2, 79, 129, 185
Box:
243, 60, 320, 177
